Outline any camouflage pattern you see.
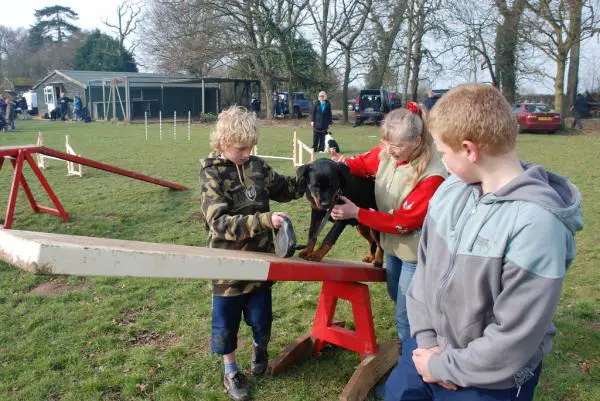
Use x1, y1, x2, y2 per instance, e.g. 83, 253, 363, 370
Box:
200, 152, 305, 296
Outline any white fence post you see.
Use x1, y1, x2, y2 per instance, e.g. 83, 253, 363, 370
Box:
174, 111, 177, 140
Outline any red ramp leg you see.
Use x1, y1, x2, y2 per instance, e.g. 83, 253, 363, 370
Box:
312, 281, 378, 359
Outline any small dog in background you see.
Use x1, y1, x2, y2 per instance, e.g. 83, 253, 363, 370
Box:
324, 132, 340, 154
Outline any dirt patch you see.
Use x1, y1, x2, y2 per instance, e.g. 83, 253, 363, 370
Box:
130, 330, 180, 350
187, 211, 205, 221
113, 306, 156, 326
27, 279, 72, 296
582, 319, 600, 332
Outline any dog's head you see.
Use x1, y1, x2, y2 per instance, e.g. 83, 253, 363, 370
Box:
296, 159, 349, 210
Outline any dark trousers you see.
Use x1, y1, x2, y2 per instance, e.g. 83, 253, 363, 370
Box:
211, 287, 272, 355
313, 129, 326, 152
384, 338, 542, 401
571, 111, 583, 129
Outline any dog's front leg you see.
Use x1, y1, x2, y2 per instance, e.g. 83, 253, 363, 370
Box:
308, 220, 348, 262
299, 208, 326, 259
371, 229, 384, 267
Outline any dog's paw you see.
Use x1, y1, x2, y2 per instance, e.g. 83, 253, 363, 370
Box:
362, 255, 374, 263
372, 259, 384, 268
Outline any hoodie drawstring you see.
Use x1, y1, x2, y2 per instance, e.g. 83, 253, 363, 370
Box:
235, 163, 248, 188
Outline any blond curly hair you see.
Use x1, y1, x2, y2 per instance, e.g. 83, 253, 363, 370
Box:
210, 105, 259, 152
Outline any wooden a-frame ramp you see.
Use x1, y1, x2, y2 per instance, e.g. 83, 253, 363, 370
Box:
0, 229, 398, 401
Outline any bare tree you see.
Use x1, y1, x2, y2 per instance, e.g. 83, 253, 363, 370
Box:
523, 0, 600, 116
308, 0, 348, 88
103, 0, 141, 54
401, 0, 415, 103
493, 0, 527, 104
335, 0, 373, 123
140, 0, 227, 76
443, 0, 497, 85
367, 0, 408, 88
408, 0, 443, 101
197, 0, 313, 118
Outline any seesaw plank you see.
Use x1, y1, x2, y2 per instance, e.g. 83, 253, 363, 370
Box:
0, 230, 385, 282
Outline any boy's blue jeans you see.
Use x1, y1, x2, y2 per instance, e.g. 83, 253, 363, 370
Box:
384, 338, 542, 401
385, 254, 417, 341
211, 287, 272, 355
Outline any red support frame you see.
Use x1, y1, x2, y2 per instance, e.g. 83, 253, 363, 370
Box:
1, 145, 188, 229
312, 281, 378, 359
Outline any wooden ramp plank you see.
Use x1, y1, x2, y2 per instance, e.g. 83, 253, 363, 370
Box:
0, 230, 386, 282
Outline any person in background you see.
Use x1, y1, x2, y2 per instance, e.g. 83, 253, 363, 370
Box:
6, 93, 16, 130
74, 95, 82, 121
250, 93, 261, 118
58, 92, 71, 121
570, 93, 588, 130
311, 90, 333, 153
20, 96, 29, 120
423, 90, 438, 112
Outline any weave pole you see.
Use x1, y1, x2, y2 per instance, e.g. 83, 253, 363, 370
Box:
173, 111, 177, 140
144, 112, 148, 140
188, 111, 191, 141
159, 111, 162, 140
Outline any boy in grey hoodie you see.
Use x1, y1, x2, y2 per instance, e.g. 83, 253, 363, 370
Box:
384, 84, 583, 401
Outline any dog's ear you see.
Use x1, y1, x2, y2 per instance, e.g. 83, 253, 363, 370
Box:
296, 163, 311, 193
296, 163, 310, 179
336, 162, 350, 189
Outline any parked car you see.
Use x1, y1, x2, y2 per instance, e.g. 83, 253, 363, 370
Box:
354, 88, 390, 126
280, 91, 311, 118
513, 103, 561, 133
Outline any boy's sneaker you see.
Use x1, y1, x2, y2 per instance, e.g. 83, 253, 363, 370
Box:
251, 347, 268, 376
223, 371, 250, 401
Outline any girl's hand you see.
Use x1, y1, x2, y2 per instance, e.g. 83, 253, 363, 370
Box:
331, 196, 359, 220
271, 212, 288, 228
330, 149, 345, 163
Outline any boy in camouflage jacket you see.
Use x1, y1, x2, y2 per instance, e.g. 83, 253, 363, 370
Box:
200, 106, 305, 401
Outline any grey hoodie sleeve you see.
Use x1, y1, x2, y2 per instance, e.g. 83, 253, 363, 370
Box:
407, 216, 439, 349
427, 206, 570, 387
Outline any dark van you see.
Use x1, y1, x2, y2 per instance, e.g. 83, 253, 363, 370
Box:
354, 88, 390, 126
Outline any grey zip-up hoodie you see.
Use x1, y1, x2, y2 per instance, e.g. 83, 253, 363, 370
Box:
407, 163, 583, 389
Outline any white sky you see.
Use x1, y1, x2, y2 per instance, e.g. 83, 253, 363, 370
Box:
3, 1, 599, 94
2, 1, 125, 33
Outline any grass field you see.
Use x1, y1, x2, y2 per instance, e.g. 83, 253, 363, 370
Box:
0, 119, 598, 401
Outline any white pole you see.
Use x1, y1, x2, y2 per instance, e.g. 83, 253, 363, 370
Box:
188, 111, 191, 141
159, 111, 162, 140
174, 111, 177, 140
293, 131, 297, 166
145, 112, 148, 140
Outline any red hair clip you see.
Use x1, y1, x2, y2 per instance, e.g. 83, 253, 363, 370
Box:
406, 101, 421, 116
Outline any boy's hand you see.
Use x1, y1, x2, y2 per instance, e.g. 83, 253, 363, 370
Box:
330, 149, 345, 163
310, 121, 314, 127
413, 347, 458, 391
271, 212, 288, 229
331, 196, 359, 220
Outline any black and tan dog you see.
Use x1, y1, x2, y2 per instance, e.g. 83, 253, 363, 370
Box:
296, 158, 383, 266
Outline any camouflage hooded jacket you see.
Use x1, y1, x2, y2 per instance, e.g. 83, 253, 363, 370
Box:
200, 153, 305, 296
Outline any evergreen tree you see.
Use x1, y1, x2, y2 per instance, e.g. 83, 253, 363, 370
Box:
73, 30, 137, 72
29, 5, 81, 48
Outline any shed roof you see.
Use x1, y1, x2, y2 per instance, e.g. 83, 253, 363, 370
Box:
33, 70, 259, 90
